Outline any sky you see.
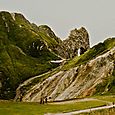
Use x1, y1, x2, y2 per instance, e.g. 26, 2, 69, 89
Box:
0, 0, 115, 46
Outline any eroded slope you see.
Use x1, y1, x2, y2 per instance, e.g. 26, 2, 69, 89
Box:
15, 38, 115, 102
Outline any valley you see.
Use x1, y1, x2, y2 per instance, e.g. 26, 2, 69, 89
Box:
0, 11, 115, 115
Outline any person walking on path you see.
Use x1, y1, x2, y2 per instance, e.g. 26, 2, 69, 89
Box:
45, 96, 48, 104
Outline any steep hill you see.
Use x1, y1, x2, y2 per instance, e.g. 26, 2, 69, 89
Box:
15, 38, 115, 102
0, 11, 60, 99
0, 11, 90, 99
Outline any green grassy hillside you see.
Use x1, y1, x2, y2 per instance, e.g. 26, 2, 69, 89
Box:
0, 11, 60, 99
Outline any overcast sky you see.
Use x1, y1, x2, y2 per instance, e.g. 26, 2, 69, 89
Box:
0, 0, 115, 46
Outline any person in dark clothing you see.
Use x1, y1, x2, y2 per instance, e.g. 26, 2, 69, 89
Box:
45, 96, 48, 103
40, 97, 43, 104
42, 97, 44, 104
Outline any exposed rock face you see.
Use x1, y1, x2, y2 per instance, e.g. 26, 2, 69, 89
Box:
15, 39, 115, 102
34, 25, 90, 59
63, 27, 90, 58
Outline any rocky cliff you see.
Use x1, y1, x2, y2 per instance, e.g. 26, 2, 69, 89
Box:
15, 38, 115, 102
31, 24, 90, 59
63, 27, 90, 58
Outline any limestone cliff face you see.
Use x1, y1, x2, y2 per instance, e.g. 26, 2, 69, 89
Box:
63, 27, 90, 58
34, 25, 90, 59
15, 38, 115, 102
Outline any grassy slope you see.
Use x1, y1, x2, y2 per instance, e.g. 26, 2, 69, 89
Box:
0, 11, 60, 99
1, 95, 115, 115
0, 100, 106, 115
93, 95, 115, 102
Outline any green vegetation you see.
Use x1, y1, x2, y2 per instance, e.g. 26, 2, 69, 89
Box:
63, 38, 115, 70
94, 68, 115, 95
0, 11, 115, 101
79, 108, 115, 115
39, 32, 58, 47
0, 11, 60, 99
93, 95, 115, 102
0, 100, 106, 115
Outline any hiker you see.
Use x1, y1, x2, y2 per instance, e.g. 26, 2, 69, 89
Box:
40, 97, 45, 104
42, 97, 44, 104
40, 97, 43, 104
40, 92, 44, 104
45, 96, 48, 103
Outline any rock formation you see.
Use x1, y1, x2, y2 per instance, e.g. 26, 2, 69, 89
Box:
15, 38, 115, 102
34, 25, 90, 59
63, 27, 90, 58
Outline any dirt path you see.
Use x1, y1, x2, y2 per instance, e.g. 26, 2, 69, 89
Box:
49, 98, 111, 105
49, 98, 96, 104
45, 104, 115, 115
45, 98, 113, 115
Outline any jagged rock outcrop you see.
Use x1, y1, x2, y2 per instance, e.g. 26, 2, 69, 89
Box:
31, 25, 90, 59
42, 26, 90, 59
63, 27, 90, 58
15, 38, 115, 102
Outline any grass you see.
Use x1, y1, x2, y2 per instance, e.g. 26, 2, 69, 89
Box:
0, 11, 60, 99
93, 95, 115, 103
79, 107, 115, 115
38, 32, 58, 47
0, 100, 106, 115
76, 95, 115, 115
0, 43, 58, 99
